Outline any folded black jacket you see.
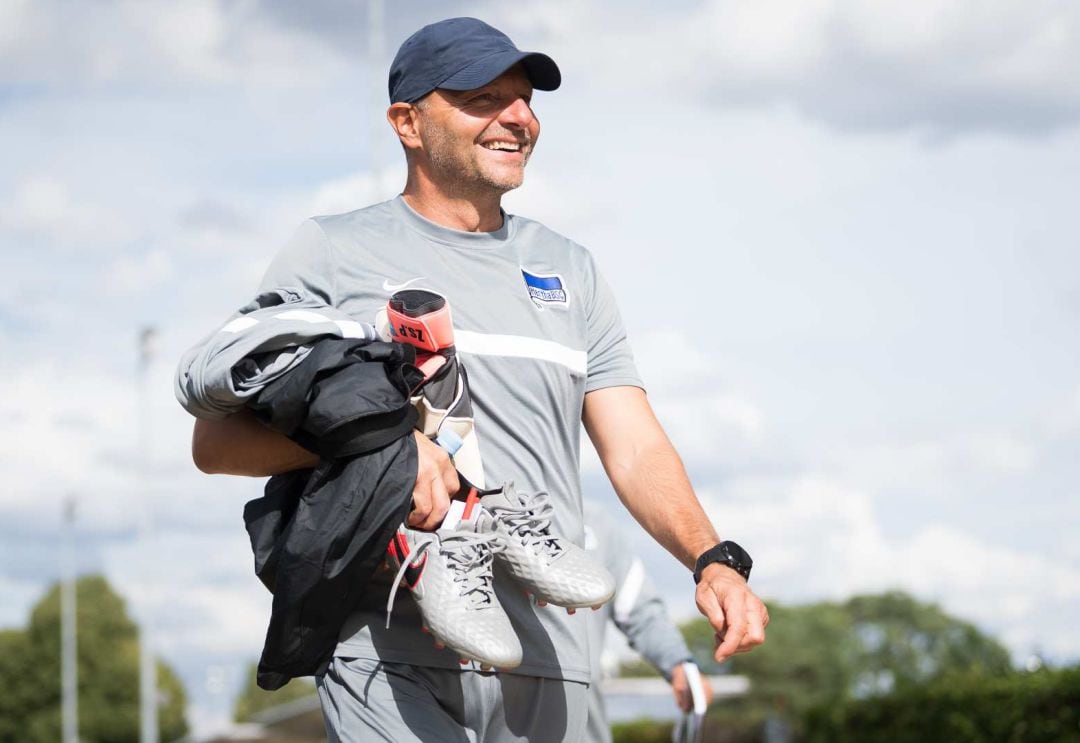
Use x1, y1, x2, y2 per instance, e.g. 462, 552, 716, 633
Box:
242, 338, 424, 690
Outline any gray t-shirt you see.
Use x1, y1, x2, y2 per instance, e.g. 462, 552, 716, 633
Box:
257, 196, 642, 683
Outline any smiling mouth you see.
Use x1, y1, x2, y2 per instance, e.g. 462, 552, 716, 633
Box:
480, 140, 525, 154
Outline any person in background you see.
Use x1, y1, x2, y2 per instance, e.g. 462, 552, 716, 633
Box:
584, 500, 714, 743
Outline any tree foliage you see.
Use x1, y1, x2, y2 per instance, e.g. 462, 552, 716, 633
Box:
0, 575, 187, 742
677, 591, 1013, 736
804, 665, 1080, 742
233, 662, 316, 722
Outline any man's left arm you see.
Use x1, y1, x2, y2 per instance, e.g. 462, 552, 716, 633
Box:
582, 385, 769, 662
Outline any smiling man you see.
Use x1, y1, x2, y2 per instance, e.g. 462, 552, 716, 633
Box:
191, 17, 767, 742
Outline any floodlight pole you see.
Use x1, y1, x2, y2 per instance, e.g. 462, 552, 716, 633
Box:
61, 496, 78, 743
369, 0, 384, 200
137, 327, 159, 743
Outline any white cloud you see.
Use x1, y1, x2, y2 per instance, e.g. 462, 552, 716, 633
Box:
105, 532, 271, 655
826, 429, 1039, 502
0, 0, 350, 89
306, 169, 403, 218
702, 475, 1080, 658
0, 364, 137, 525
106, 249, 176, 294
493, 0, 1080, 137
0, 175, 135, 247
625, 329, 768, 462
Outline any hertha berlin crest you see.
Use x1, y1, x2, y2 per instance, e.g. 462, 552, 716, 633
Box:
521, 268, 568, 310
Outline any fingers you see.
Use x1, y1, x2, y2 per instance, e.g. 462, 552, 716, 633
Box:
407, 473, 449, 531
713, 593, 747, 663
741, 600, 768, 649
408, 433, 456, 530
669, 664, 692, 713
695, 568, 768, 663
694, 581, 725, 636
721, 595, 769, 658
700, 674, 714, 707
417, 430, 460, 494
672, 684, 692, 713
439, 452, 460, 497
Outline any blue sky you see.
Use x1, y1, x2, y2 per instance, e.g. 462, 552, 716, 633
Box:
3, 0, 1079, 735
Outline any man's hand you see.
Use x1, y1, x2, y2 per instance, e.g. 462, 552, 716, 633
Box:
408, 431, 459, 531
670, 662, 713, 713
694, 563, 769, 663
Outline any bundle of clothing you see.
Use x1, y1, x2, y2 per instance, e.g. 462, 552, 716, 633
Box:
176, 286, 615, 689
177, 288, 423, 688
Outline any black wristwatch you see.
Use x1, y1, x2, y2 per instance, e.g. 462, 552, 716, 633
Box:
693, 541, 753, 583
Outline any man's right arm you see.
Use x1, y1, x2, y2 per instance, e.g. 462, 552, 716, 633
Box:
191, 410, 319, 476
191, 413, 460, 531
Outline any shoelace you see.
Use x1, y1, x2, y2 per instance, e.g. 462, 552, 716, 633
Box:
493, 490, 564, 562
444, 530, 503, 607
385, 529, 503, 628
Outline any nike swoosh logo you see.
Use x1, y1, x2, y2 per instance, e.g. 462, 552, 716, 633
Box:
382, 277, 426, 292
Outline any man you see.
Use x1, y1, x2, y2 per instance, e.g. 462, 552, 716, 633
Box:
583, 500, 714, 743
190, 17, 767, 742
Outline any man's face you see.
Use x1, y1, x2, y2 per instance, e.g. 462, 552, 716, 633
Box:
415, 66, 540, 195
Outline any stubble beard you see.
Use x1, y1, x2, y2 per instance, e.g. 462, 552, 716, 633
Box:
424, 128, 530, 197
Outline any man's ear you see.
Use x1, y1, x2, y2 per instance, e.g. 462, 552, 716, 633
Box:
387, 102, 422, 150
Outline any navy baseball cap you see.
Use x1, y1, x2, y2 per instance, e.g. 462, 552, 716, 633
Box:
389, 17, 561, 104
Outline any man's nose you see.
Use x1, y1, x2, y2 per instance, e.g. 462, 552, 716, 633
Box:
499, 96, 536, 128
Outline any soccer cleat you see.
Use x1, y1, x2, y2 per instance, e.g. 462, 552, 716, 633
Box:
385, 515, 522, 670
479, 483, 616, 609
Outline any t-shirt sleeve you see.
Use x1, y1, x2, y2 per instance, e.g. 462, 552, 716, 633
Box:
256, 219, 336, 303
583, 252, 644, 393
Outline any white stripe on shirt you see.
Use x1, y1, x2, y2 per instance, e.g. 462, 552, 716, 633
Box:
614, 558, 646, 623
455, 330, 587, 374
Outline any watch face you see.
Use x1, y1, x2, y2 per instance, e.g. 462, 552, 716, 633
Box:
722, 541, 752, 569
694, 542, 752, 582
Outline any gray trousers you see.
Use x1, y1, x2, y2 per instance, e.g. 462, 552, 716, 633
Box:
317, 657, 589, 742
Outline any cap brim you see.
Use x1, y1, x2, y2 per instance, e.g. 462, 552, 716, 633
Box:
438, 50, 561, 93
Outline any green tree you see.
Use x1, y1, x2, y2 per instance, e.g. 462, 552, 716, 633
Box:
0, 575, 187, 742
804, 665, 1080, 743
677, 591, 1012, 738
233, 662, 316, 722
844, 592, 1011, 695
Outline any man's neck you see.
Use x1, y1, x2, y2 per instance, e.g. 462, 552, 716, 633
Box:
401, 178, 505, 233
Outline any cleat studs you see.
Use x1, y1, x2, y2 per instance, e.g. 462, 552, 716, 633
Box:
421, 625, 430, 634
460, 658, 469, 665
591, 605, 602, 611
537, 600, 548, 607
480, 663, 492, 671
434, 641, 445, 650
566, 607, 576, 615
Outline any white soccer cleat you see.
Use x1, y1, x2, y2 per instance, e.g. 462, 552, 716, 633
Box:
479, 483, 616, 609
386, 516, 522, 670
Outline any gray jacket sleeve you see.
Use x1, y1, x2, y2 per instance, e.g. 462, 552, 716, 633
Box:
174, 287, 376, 420
586, 504, 692, 681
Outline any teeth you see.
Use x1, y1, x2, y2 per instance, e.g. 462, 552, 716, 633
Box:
483, 141, 521, 151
